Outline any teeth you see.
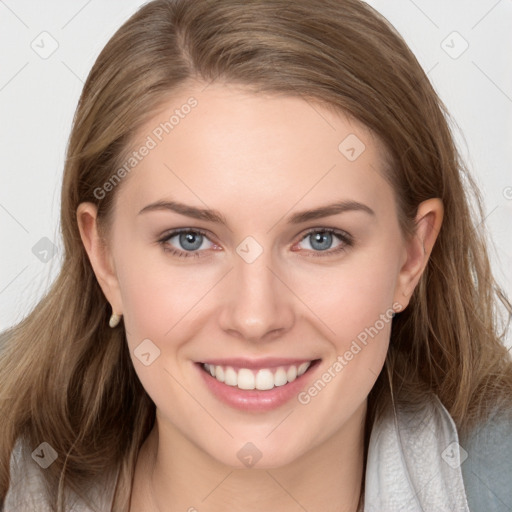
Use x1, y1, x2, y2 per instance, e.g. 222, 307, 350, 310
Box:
238, 369, 255, 390
203, 361, 312, 390
274, 367, 288, 387
224, 367, 237, 386
255, 369, 274, 390
286, 365, 297, 382
215, 365, 225, 383
297, 362, 310, 376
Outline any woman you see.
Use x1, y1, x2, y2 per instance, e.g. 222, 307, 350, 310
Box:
1, 0, 511, 510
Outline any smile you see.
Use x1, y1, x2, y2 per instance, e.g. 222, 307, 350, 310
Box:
202, 361, 312, 390
196, 358, 321, 412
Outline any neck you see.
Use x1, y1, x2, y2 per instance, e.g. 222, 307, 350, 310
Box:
130, 403, 366, 512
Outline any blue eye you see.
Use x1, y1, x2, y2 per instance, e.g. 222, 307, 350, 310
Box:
295, 228, 353, 257
157, 227, 353, 259
158, 228, 213, 258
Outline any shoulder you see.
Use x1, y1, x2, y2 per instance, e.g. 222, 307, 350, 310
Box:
459, 406, 512, 512
2, 436, 120, 512
365, 391, 512, 512
364, 392, 470, 512
2, 437, 53, 511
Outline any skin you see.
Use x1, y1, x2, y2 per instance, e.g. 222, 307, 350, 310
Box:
77, 81, 443, 512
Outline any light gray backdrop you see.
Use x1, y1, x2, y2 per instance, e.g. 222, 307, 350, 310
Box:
1, 0, 511, 347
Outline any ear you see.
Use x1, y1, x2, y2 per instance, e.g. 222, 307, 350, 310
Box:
393, 198, 444, 311
76, 202, 123, 315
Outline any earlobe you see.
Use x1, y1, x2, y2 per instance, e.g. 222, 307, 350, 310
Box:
76, 202, 123, 315
394, 198, 444, 308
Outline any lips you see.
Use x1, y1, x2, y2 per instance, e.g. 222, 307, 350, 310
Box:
196, 358, 321, 411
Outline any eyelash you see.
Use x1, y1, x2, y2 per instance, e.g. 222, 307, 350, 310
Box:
157, 227, 354, 259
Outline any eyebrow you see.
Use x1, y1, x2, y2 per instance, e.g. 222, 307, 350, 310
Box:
138, 199, 375, 225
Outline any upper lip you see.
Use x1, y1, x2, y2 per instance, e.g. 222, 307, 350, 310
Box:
198, 357, 319, 369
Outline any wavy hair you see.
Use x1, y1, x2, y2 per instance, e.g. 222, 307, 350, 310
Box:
1, 0, 511, 510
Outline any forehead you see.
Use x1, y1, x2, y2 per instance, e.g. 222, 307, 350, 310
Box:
113, 82, 394, 223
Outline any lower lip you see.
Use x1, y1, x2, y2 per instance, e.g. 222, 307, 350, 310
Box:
196, 360, 320, 412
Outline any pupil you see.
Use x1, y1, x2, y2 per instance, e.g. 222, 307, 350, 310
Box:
312, 232, 331, 251
181, 232, 202, 250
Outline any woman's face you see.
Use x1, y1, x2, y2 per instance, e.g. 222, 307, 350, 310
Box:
82, 81, 428, 468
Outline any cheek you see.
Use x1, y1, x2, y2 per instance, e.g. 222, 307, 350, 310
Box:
291, 253, 399, 431
114, 253, 207, 405
295, 248, 401, 346
293, 247, 400, 400
114, 243, 221, 364
117, 264, 198, 342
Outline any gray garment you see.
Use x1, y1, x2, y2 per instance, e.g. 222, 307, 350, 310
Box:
2, 394, 511, 511
2, 439, 118, 512
364, 393, 470, 511
364, 393, 512, 511
459, 407, 512, 511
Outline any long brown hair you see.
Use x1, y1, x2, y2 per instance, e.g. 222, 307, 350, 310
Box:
1, 0, 511, 510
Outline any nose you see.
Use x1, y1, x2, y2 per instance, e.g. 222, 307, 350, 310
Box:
218, 244, 295, 343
